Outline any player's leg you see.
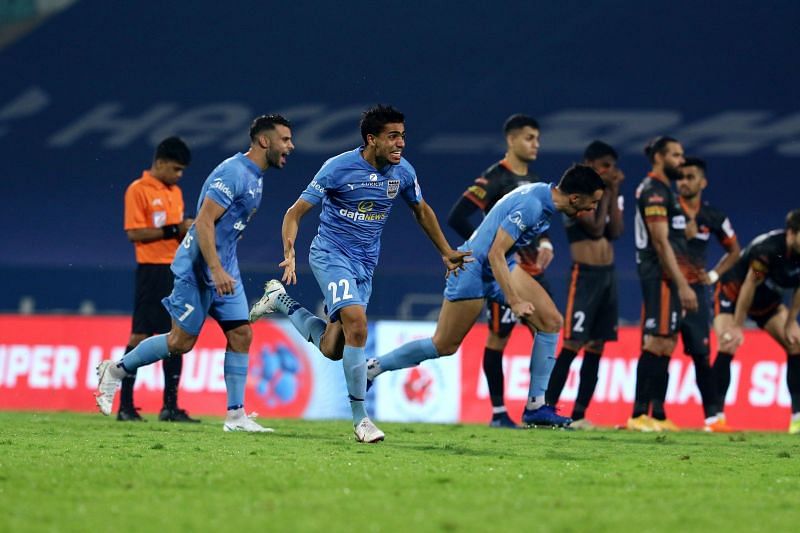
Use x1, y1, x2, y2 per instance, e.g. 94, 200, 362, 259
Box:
710, 282, 741, 423
571, 341, 603, 428
118, 333, 147, 421
681, 284, 718, 427
484, 301, 519, 428
761, 306, 800, 433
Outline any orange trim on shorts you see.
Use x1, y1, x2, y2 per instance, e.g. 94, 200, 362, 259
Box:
659, 280, 670, 336
564, 264, 580, 338
491, 301, 500, 333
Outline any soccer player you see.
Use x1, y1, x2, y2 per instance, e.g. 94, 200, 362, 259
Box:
95, 115, 295, 432
675, 157, 740, 432
248, 105, 470, 443
714, 209, 800, 434
120, 136, 197, 422
545, 141, 624, 430
367, 165, 606, 429
627, 136, 698, 432
446, 114, 556, 429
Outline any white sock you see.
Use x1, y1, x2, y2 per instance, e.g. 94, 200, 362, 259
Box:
492, 406, 507, 415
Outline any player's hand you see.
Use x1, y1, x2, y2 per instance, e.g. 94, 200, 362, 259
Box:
280, 239, 297, 285
785, 321, 800, 346
536, 245, 554, 270
698, 269, 712, 285
510, 301, 535, 319
442, 249, 473, 278
179, 218, 194, 236
678, 283, 698, 312
722, 326, 744, 349
603, 168, 625, 187
210, 265, 236, 296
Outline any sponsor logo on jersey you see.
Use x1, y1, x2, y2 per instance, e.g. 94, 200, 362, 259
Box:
309, 179, 326, 194
153, 211, 166, 228
233, 220, 246, 231
467, 185, 487, 199
210, 178, 234, 200
357, 201, 374, 213
152, 198, 163, 207
644, 206, 667, 217
508, 211, 527, 231
671, 215, 686, 229
369, 173, 378, 181
387, 179, 400, 198
338, 208, 387, 222
646, 193, 665, 204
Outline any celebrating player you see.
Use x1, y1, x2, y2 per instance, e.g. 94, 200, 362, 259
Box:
248, 105, 469, 443
713, 209, 800, 434
675, 157, 740, 432
95, 115, 295, 432
366, 165, 605, 428
446, 114, 557, 428
545, 141, 624, 430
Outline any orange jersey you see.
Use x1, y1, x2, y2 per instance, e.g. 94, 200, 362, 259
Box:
124, 171, 185, 264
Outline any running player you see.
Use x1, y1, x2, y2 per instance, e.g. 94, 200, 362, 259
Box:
446, 114, 556, 428
545, 141, 624, 430
628, 136, 698, 432
366, 165, 605, 429
95, 115, 295, 432
248, 105, 470, 443
714, 209, 800, 434
675, 157, 740, 432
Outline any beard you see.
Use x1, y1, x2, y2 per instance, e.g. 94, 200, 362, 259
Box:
664, 164, 683, 181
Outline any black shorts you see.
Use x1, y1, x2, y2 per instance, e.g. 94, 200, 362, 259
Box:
563, 263, 618, 342
487, 274, 551, 337
132, 264, 174, 335
714, 281, 782, 329
680, 283, 711, 356
640, 277, 681, 337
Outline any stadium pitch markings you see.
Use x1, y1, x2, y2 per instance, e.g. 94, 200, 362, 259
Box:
0, 412, 798, 532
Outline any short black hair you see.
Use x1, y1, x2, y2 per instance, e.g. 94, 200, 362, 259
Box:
787, 209, 800, 233
249, 114, 291, 141
360, 104, 404, 143
682, 156, 707, 174
154, 136, 191, 166
558, 164, 606, 195
503, 114, 539, 135
583, 140, 618, 162
644, 136, 679, 163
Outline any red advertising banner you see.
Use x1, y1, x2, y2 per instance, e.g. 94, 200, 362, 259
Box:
459, 324, 794, 431
0, 315, 314, 417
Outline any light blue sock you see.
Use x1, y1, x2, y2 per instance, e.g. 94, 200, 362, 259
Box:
528, 332, 558, 399
224, 351, 249, 411
377, 337, 439, 373
119, 334, 169, 372
287, 307, 326, 348
342, 345, 368, 424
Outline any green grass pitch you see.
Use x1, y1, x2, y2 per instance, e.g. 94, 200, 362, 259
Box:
1, 412, 798, 532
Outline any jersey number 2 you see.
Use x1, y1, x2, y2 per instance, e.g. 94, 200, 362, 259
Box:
328, 279, 354, 304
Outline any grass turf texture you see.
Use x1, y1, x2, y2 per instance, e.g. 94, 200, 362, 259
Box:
0, 412, 798, 532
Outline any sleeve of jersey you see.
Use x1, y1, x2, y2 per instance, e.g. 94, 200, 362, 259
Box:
641, 188, 667, 222
299, 171, 328, 206
499, 201, 541, 243
123, 185, 149, 230
463, 176, 489, 210
749, 243, 771, 280
399, 165, 423, 205
204, 169, 239, 210
715, 215, 737, 248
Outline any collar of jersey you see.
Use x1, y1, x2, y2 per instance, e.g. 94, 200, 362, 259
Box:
647, 171, 669, 186
141, 170, 170, 189
235, 152, 266, 177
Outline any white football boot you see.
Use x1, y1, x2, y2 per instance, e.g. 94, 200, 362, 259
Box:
249, 279, 287, 322
354, 417, 385, 443
95, 360, 121, 416
223, 409, 275, 433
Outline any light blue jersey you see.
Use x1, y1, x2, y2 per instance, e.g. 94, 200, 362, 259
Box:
444, 182, 555, 303
172, 153, 264, 286
300, 147, 422, 271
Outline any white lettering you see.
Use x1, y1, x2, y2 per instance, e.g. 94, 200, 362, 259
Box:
749, 361, 777, 407
49, 103, 177, 147
150, 104, 251, 148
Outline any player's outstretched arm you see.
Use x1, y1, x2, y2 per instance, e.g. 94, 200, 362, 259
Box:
280, 199, 314, 285
195, 197, 235, 296
410, 199, 472, 275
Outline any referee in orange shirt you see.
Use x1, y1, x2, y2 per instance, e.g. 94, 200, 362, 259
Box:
121, 137, 197, 422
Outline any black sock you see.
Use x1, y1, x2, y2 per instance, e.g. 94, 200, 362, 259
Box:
691, 353, 718, 419
650, 356, 670, 420
573, 350, 601, 420
162, 353, 183, 410
713, 352, 734, 413
632, 351, 657, 417
545, 347, 578, 405
119, 345, 136, 411
787, 355, 800, 414
483, 347, 505, 410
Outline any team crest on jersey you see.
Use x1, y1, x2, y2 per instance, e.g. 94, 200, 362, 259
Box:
387, 179, 401, 198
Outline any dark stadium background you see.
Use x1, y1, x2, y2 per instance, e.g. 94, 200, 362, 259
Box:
1, 0, 798, 321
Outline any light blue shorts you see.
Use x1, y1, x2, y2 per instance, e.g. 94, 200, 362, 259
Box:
444, 259, 517, 304
162, 275, 249, 336
309, 238, 373, 321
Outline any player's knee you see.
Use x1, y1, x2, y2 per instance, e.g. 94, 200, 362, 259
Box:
320, 345, 343, 361
167, 333, 195, 355
432, 336, 459, 356
537, 310, 563, 334
228, 327, 253, 352
486, 331, 510, 351
342, 319, 368, 346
